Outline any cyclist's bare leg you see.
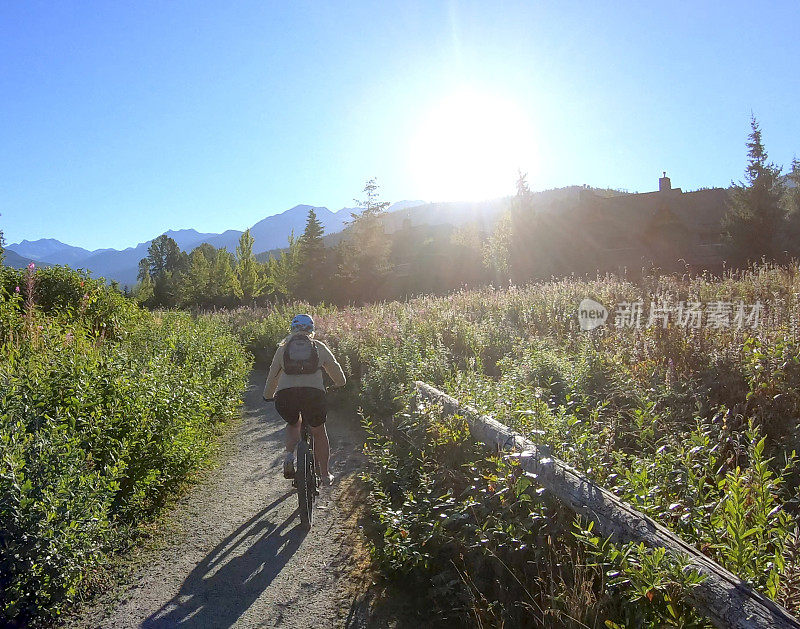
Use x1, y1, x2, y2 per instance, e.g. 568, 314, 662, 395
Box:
309, 424, 330, 478
285, 418, 301, 455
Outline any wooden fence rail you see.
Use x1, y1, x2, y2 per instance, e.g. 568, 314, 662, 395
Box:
414, 381, 800, 629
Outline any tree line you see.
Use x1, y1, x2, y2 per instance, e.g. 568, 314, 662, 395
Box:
134, 178, 492, 308
482, 115, 800, 282
133, 116, 800, 309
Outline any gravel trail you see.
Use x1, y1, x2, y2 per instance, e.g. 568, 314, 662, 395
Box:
79, 369, 369, 628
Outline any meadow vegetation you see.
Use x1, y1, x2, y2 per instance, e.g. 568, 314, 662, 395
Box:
5, 256, 799, 627
217, 263, 800, 627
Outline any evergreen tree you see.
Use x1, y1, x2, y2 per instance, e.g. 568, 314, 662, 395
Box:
210, 248, 242, 306
236, 229, 264, 303
722, 115, 785, 265
137, 235, 188, 307
300, 208, 326, 264
133, 272, 154, 305
353, 177, 390, 218
450, 222, 490, 287
137, 257, 150, 284
297, 208, 327, 301
193, 242, 218, 262
178, 245, 213, 308
787, 157, 800, 198
483, 211, 511, 283
337, 178, 392, 301
507, 170, 541, 282
142, 234, 186, 279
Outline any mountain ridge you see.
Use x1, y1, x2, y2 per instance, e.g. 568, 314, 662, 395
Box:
5, 190, 597, 286
6, 201, 423, 286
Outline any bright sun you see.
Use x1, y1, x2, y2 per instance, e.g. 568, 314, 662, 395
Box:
408, 88, 537, 202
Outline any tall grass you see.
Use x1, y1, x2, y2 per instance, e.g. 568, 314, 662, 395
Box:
213, 263, 800, 625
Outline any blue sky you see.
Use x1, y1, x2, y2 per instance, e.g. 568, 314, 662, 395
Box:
1, 1, 798, 250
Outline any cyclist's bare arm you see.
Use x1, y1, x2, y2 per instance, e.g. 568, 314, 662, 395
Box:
263, 345, 284, 400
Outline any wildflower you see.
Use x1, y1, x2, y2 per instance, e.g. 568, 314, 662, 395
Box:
15, 286, 20, 293
27, 262, 35, 271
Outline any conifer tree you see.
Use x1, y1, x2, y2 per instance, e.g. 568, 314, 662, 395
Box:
483, 211, 511, 282
507, 170, 540, 282
210, 248, 242, 306
179, 245, 213, 308
338, 178, 392, 301
142, 234, 186, 279
300, 208, 326, 265
236, 229, 264, 303
297, 208, 327, 301
353, 178, 390, 218
134, 268, 154, 304
137, 234, 188, 307
722, 115, 785, 265
265, 233, 303, 298
782, 158, 800, 257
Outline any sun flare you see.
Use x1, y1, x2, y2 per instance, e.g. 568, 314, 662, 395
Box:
408, 88, 538, 202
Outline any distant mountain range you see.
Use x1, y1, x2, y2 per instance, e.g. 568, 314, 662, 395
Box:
5, 188, 600, 287
5, 201, 425, 286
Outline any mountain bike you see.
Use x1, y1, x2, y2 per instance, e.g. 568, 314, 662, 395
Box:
293, 419, 320, 530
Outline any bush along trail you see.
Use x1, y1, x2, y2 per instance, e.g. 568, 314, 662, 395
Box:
0, 266, 252, 626
2, 266, 375, 628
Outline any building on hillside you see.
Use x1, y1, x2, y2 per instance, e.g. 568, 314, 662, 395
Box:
568, 174, 730, 275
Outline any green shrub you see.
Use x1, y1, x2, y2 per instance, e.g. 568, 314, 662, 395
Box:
1, 264, 139, 340
0, 268, 250, 625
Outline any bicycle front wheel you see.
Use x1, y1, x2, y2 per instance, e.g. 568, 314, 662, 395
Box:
296, 441, 315, 529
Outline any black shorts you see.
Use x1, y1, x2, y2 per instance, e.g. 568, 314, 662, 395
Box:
274, 387, 327, 427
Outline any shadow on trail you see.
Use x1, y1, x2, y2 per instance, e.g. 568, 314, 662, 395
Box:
143, 491, 304, 628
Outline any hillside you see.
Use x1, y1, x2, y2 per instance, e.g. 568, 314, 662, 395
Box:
7, 238, 95, 265
6, 188, 618, 286
2, 248, 43, 269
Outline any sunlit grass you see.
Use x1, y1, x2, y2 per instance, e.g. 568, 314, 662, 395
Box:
212, 262, 800, 624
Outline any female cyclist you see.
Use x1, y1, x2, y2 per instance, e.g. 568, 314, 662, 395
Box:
263, 314, 346, 485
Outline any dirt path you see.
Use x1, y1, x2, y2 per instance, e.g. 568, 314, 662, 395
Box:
76, 369, 370, 628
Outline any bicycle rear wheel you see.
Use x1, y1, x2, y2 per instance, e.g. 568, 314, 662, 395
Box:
296, 441, 315, 529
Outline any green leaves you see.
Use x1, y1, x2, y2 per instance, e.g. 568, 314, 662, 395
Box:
576, 524, 708, 628
0, 273, 250, 625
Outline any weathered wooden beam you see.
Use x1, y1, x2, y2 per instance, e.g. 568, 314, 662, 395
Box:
414, 381, 800, 629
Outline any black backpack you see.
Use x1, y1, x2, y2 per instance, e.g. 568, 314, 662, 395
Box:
282, 335, 320, 375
